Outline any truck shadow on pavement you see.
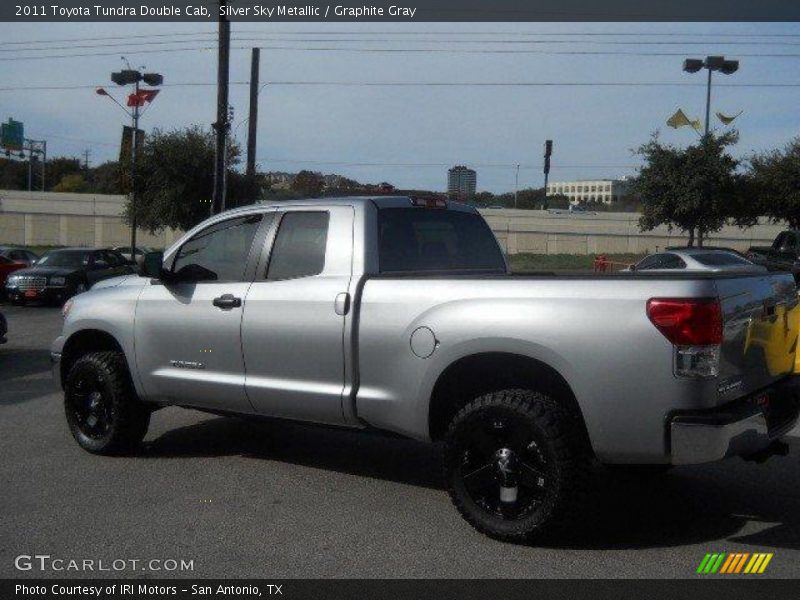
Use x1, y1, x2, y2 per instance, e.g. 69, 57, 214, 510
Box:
142, 414, 800, 552
0, 348, 55, 406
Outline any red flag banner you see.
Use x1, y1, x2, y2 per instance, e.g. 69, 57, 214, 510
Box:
126, 88, 160, 107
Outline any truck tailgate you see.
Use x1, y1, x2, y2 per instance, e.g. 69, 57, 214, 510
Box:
716, 271, 799, 402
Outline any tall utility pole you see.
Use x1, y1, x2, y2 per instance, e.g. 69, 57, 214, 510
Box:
514, 164, 520, 209
212, 3, 231, 215
543, 140, 553, 210
246, 47, 260, 178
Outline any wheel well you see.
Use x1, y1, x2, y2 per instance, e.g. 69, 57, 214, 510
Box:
60, 329, 124, 386
428, 352, 591, 448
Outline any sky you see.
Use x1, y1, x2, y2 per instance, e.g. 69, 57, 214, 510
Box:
0, 21, 799, 193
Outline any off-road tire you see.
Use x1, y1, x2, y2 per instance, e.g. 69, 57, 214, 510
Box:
443, 389, 591, 542
64, 351, 150, 455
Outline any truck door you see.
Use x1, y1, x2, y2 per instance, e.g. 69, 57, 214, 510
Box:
242, 206, 354, 424
134, 213, 269, 413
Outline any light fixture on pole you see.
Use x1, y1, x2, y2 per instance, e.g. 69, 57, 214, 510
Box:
682, 55, 739, 136
97, 65, 163, 262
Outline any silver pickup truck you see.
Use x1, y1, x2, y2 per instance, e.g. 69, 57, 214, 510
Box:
51, 197, 800, 541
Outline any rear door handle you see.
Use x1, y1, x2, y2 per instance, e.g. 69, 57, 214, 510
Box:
213, 294, 242, 309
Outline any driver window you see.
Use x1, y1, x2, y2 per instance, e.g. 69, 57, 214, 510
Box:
172, 214, 263, 282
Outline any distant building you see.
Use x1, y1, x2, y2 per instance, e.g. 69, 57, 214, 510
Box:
447, 166, 477, 200
546, 178, 631, 205
264, 172, 294, 190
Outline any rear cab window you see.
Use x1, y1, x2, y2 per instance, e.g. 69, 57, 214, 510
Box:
378, 208, 506, 273
266, 212, 330, 281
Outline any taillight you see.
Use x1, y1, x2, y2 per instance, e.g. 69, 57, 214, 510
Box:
646, 298, 723, 346
647, 298, 723, 378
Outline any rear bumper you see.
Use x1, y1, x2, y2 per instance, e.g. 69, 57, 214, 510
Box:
670, 377, 800, 465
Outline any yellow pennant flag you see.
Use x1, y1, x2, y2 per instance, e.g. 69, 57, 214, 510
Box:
667, 109, 702, 131
717, 110, 743, 125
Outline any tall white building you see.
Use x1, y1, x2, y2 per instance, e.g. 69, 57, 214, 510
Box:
447, 166, 477, 200
546, 178, 631, 205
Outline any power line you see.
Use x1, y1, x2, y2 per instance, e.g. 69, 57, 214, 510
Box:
3, 30, 799, 49
7, 36, 800, 54
4, 44, 800, 62
0, 30, 215, 46
3, 80, 800, 92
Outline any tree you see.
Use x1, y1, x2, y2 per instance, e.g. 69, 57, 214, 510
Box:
89, 161, 122, 194
44, 157, 83, 191
634, 131, 740, 246
291, 170, 325, 197
52, 173, 89, 193
0, 157, 28, 190
125, 126, 251, 233
749, 138, 800, 228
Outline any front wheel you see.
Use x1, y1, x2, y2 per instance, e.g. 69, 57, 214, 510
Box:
64, 351, 150, 454
443, 389, 590, 542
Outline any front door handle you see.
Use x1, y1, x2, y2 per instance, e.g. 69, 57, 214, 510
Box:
334, 292, 350, 316
213, 294, 242, 309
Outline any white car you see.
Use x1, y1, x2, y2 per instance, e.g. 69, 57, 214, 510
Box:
631, 248, 767, 273
112, 246, 154, 268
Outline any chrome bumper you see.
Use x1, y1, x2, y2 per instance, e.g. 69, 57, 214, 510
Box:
670, 379, 800, 465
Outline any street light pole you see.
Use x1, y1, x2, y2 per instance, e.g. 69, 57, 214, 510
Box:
682, 56, 738, 247
514, 164, 519, 209
98, 67, 163, 262
683, 55, 739, 136
130, 77, 140, 260
704, 67, 712, 137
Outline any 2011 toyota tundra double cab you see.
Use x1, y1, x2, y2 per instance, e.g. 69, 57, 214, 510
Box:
51, 197, 800, 541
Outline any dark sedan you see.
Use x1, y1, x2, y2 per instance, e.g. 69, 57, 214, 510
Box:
0, 246, 39, 267
0, 310, 6, 344
4, 248, 135, 306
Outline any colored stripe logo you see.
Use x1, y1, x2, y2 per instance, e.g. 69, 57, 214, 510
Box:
697, 553, 773, 574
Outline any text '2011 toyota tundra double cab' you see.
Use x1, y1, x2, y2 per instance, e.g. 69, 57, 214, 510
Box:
51, 197, 800, 541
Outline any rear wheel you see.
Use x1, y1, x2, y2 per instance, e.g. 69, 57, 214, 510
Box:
64, 351, 150, 455
443, 389, 590, 542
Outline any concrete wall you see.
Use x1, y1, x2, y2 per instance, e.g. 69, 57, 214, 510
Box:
0, 189, 787, 255
0, 189, 181, 249
479, 208, 785, 255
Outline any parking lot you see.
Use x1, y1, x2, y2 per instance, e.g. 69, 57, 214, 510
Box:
2, 303, 800, 579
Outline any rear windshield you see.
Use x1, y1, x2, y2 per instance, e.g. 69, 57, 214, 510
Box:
37, 250, 89, 268
378, 208, 506, 273
692, 252, 752, 267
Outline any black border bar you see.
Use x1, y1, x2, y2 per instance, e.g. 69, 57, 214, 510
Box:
2, 1, 800, 22
3, 579, 800, 600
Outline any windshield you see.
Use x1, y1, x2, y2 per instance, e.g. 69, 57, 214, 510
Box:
378, 208, 506, 273
37, 250, 89, 268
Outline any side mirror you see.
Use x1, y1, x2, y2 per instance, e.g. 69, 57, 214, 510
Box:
142, 251, 165, 279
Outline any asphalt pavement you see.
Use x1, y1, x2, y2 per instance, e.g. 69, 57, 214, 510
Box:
2, 303, 800, 579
